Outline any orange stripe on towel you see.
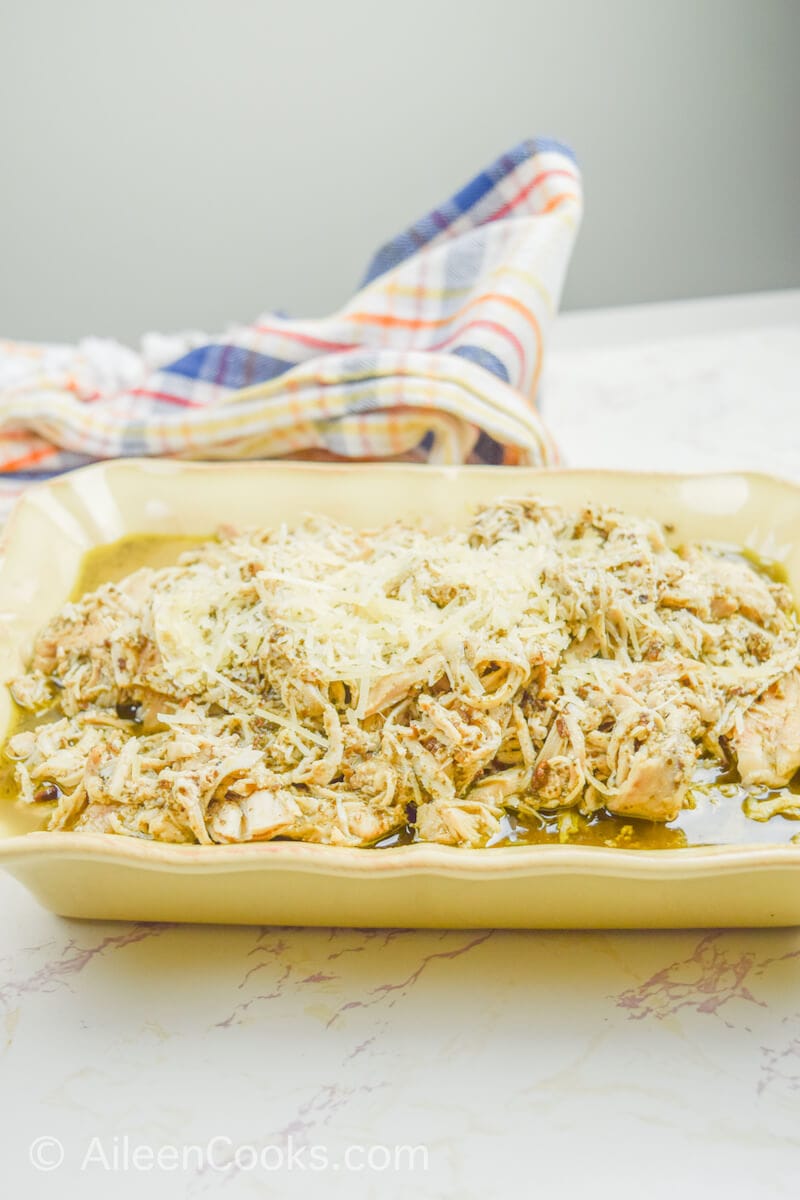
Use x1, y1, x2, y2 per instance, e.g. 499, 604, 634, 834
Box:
0, 443, 59, 472
349, 292, 543, 390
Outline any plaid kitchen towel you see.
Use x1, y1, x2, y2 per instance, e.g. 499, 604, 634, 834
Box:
0, 138, 581, 518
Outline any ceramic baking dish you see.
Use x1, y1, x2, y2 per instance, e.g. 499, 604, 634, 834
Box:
0, 459, 798, 928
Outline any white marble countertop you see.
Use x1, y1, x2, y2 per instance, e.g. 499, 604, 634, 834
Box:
2, 291, 800, 1199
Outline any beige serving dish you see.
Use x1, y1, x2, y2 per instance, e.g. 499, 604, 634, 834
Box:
0, 459, 798, 928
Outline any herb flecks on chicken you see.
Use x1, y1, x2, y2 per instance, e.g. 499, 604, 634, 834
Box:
6, 498, 800, 846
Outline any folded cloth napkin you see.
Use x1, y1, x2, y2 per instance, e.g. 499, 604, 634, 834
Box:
0, 138, 581, 518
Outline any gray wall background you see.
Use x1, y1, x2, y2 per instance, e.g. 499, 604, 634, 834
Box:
1, 0, 798, 345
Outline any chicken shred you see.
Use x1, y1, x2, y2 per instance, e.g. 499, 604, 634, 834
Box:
5, 497, 800, 847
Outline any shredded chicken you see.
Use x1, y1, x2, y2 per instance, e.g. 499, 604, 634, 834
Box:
5, 497, 800, 846
732, 669, 800, 788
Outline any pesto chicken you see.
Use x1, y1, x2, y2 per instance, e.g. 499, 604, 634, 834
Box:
6, 498, 800, 847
